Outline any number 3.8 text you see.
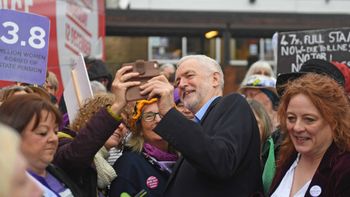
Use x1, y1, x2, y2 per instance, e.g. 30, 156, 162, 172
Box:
0, 21, 46, 49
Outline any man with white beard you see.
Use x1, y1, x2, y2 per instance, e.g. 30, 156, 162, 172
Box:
139, 55, 263, 197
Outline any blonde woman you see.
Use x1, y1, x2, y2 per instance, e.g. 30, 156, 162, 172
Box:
109, 98, 178, 197
0, 123, 42, 197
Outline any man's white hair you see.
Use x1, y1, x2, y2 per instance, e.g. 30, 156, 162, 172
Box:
177, 55, 224, 89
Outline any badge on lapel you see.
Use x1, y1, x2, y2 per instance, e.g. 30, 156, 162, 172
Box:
146, 176, 159, 189
309, 185, 322, 197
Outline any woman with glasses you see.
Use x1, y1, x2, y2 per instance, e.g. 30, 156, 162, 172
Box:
109, 98, 179, 197
54, 94, 129, 197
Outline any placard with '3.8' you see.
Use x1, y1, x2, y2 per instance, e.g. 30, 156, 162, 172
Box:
0, 9, 50, 85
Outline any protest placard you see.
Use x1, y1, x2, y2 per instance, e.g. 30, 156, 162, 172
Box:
64, 54, 93, 123
277, 27, 350, 74
0, 9, 50, 85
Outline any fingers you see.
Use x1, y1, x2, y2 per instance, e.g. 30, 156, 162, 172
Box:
114, 66, 139, 82
117, 65, 133, 75
139, 81, 153, 96
147, 86, 171, 100
114, 65, 131, 80
111, 66, 141, 108
113, 66, 140, 88
139, 79, 158, 97
140, 77, 173, 99
123, 81, 141, 90
148, 74, 169, 83
139, 75, 175, 115
140, 75, 169, 92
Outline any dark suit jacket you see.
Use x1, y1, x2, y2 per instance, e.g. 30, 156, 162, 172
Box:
269, 143, 350, 197
155, 93, 262, 197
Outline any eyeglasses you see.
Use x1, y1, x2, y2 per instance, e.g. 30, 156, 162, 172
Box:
142, 112, 162, 122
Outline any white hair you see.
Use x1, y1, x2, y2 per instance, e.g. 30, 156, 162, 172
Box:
247, 60, 275, 78
241, 60, 275, 86
177, 55, 224, 89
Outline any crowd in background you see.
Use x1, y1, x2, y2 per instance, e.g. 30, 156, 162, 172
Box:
1, 53, 350, 197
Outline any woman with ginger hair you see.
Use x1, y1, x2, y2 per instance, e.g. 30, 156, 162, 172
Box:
269, 73, 350, 197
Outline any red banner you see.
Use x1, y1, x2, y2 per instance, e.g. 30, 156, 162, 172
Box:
0, 0, 105, 99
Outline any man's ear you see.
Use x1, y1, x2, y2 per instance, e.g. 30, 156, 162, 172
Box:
212, 72, 221, 88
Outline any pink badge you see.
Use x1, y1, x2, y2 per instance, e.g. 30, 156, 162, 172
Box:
146, 176, 159, 189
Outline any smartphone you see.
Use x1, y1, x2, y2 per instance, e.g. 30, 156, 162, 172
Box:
122, 60, 160, 101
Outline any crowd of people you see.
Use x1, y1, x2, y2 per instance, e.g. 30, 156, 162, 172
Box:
1, 54, 350, 197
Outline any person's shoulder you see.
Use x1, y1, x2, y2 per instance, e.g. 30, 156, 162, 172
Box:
325, 149, 350, 177
114, 149, 144, 168
57, 129, 76, 146
327, 150, 350, 192
46, 164, 84, 196
113, 150, 152, 179
333, 151, 350, 166
120, 149, 142, 159
47, 163, 80, 176
220, 92, 248, 107
222, 92, 246, 101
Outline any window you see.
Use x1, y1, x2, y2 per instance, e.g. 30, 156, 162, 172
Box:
149, 37, 182, 61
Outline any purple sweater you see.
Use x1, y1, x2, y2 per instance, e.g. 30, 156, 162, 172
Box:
53, 108, 122, 197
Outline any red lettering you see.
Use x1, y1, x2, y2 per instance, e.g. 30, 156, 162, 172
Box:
0, 0, 33, 12
65, 23, 71, 41
66, 25, 91, 55
67, 1, 89, 26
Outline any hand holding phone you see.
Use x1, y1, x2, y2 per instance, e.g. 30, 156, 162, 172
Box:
122, 60, 160, 101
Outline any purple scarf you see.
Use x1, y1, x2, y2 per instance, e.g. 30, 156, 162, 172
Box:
143, 143, 178, 174
143, 143, 178, 161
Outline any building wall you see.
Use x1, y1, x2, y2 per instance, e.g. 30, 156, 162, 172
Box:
105, 0, 349, 94
105, 36, 148, 73
123, 0, 350, 14
224, 66, 247, 95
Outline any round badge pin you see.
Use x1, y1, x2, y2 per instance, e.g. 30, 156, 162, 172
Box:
146, 176, 159, 189
310, 185, 322, 197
